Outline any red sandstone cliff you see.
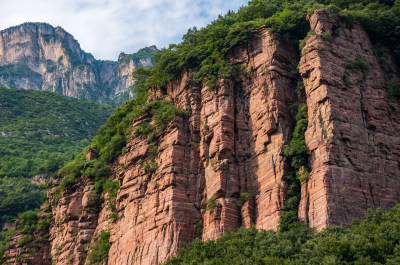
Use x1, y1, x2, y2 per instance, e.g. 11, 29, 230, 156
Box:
107, 27, 298, 265
42, 26, 299, 265
298, 9, 400, 231
2, 9, 400, 265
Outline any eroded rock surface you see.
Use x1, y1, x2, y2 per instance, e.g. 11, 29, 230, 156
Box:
0, 23, 155, 102
299, 9, 400, 230
43, 27, 299, 265
4, 9, 400, 265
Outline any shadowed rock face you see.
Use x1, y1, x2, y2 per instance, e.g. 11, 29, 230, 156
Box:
299, 9, 400, 231
0, 23, 155, 102
3, 9, 400, 265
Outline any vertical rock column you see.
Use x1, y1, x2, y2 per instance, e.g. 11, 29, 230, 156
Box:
233, 28, 298, 231
198, 27, 298, 237
108, 76, 205, 265
199, 79, 241, 240
299, 9, 400, 231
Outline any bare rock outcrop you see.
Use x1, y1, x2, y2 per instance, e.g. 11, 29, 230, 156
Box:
299, 9, 400, 230
0, 23, 155, 102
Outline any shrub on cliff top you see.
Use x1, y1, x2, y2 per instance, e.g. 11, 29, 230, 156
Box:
135, 0, 400, 91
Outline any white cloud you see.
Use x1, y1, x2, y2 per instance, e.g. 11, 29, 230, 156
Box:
0, 0, 248, 60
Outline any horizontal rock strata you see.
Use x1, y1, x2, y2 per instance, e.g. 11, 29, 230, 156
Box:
3, 9, 400, 265
299, 9, 400, 230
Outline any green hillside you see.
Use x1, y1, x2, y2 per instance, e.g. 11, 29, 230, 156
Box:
0, 87, 114, 178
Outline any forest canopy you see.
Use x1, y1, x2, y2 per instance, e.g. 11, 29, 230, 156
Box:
0, 87, 114, 178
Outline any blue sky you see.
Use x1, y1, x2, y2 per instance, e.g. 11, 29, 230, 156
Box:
0, 0, 249, 60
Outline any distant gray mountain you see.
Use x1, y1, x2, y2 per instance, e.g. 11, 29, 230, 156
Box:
0, 23, 156, 103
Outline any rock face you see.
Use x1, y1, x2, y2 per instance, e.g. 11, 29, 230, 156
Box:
3, 9, 400, 265
4, 231, 52, 265
30, 174, 51, 185
47, 175, 113, 265
43, 26, 299, 265
299, 9, 400, 230
0, 23, 156, 102
3, 205, 52, 265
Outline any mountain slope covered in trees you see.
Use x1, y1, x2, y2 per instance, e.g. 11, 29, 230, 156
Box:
0, 87, 114, 227
0, 87, 114, 178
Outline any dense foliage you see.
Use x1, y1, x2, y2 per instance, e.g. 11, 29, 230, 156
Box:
0, 177, 46, 225
0, 87, 114, 178
281, 104, 309, 231
0, 228, 15, 263
166, 204, 400, 265
137, 0, 400, 90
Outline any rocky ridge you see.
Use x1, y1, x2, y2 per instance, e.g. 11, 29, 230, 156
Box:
2, 9, 400, 265
0, 23, 156, 102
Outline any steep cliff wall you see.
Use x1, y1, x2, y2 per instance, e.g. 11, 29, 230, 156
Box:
299, 9, 400, 230
0, 23, 155, 102
3, 8, 400, 265
42, 26, 299, 265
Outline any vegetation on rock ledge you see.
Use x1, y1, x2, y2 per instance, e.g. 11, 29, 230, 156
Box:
87, 230, 111, 265
55, 67, 188, 210
281, 104, 309, 231
135, 0, 400, 91
0, 204, 52, 263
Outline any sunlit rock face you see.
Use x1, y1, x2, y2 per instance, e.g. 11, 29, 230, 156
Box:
299, 9, 400, 231
3, 9, 400, 265
0, 23, 156, 102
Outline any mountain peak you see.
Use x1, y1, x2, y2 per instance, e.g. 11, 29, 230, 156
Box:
0, 23, 156, 103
